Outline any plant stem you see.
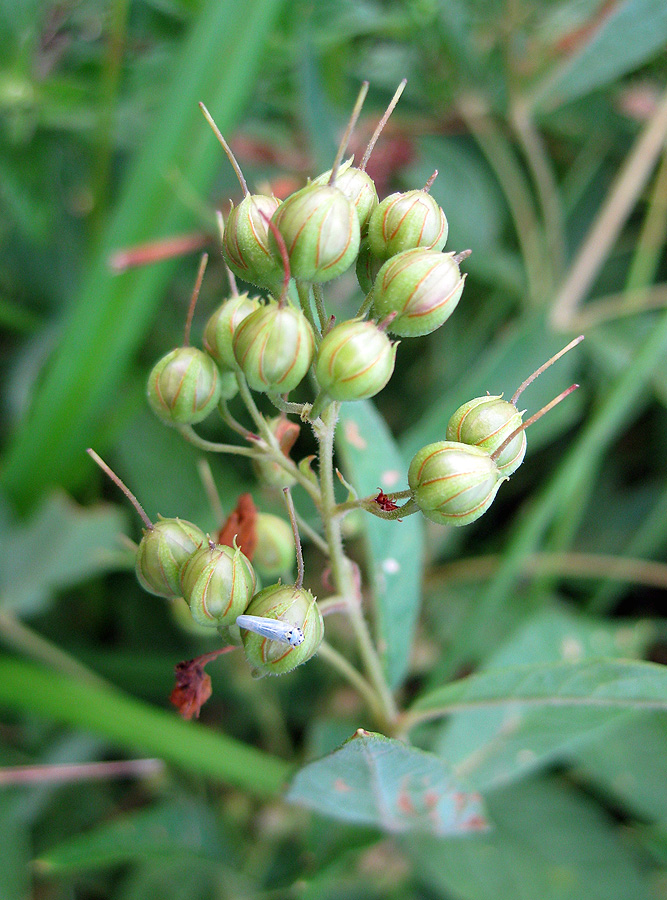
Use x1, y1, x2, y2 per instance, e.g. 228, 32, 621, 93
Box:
176, 425, 257, 458
312, 282, 329, 331
317, 403, 398, 730
296, 280, 322, 342
317, 641, 382, 721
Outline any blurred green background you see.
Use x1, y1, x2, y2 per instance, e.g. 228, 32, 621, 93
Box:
2, 0, 667, 897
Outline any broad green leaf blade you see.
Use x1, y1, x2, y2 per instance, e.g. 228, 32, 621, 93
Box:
570, 712, 667, 824
1, 0, 285, 512
0, 657, 290, 796
36, 801, 223, 874
534, 0, 667, 110
406, 775, 652, 900
411, 658, 667, 722
0, 491, 127, 615
433, 606, 652, 789
118, 858, 225, 900
286, 729, 487, 836
337, 401, 424, 689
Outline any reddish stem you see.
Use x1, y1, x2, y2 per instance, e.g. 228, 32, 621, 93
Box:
183, 253, 208, 346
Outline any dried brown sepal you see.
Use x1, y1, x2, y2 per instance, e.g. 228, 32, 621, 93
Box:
169, 647, 235, 719
275, 417, 300, 457
217, 493, 258, 560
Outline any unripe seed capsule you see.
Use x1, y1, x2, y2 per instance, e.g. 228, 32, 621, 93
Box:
223, 194, 284, 289
180, 542, 256, 628
372, 249, 465, 337
203, 293, 261, 370
315, 318, 397, 401
239, 583, 323, 677
446, 395, 526, 476
367, 189, 448, 260
147, 347, 221, 425
253, 513, 296, 578
408, 441, 506, 527
232, 299, 315, 393
312, 158, 379, 231
135, 516, 205, 598
271, 183, 361, 283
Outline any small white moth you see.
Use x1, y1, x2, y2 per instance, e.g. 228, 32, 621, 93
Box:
236, 614, 305, 646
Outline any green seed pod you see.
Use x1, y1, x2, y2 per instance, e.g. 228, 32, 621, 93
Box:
253, 513, 295, 578
367, 190, 448, 260
446, 395, 526, 476
356, 238, 385, 294
232, 299, 315, 393
315, 318, 397, 401
135, 516, 205, 599
240, 583, 323, 677
312, 158, 379, 231
180, 542, 256, 628
147, 347, 221, 426
271, 183, 360, 283
372, 249, 465, 337
222, 194, 284, 289
203, 293, 261, 370
408, 441, 506, 527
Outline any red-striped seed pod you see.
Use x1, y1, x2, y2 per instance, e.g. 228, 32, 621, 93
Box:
408, 441, 506, 527
232, 299, 315, 393
446, 396, 526, 476
147, 347, 221, 425
135, 516, 206, 599
312, 158, 379, 231
180, 542, 256, 628
372, 249, 465, 337
222, 194, 284, 290
239, 583, 323, 677
367, 189, 448, 260
315, 318, 397, 401
203, 293, 261, 370
271, 183, 360, 283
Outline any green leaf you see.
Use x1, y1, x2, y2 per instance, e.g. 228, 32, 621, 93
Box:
0, 657, 290, 796
411, 658, 667, 722
1, 0, 286, 512
0, 491, 127, 615
286, 729, 487, 836
570, 712, 667, 824
118, 857, 226, 900
406, 775, 652, 900
533, 0, 667, 110
337, 401, 424, 689
35, 800, 224, 874
433, 606, 652, 789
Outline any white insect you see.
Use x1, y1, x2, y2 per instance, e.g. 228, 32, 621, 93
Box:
236, 614, 305, 646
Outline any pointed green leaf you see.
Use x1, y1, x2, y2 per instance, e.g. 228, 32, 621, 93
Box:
433, 606, 652, 789
411, 658, 667, 724
36, 801, 224, 874
407, 775, 652, 900
337, 401, 424, 689
534, 0, 667, 110
0, 492, 127, 615
286, 729, 487, 836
